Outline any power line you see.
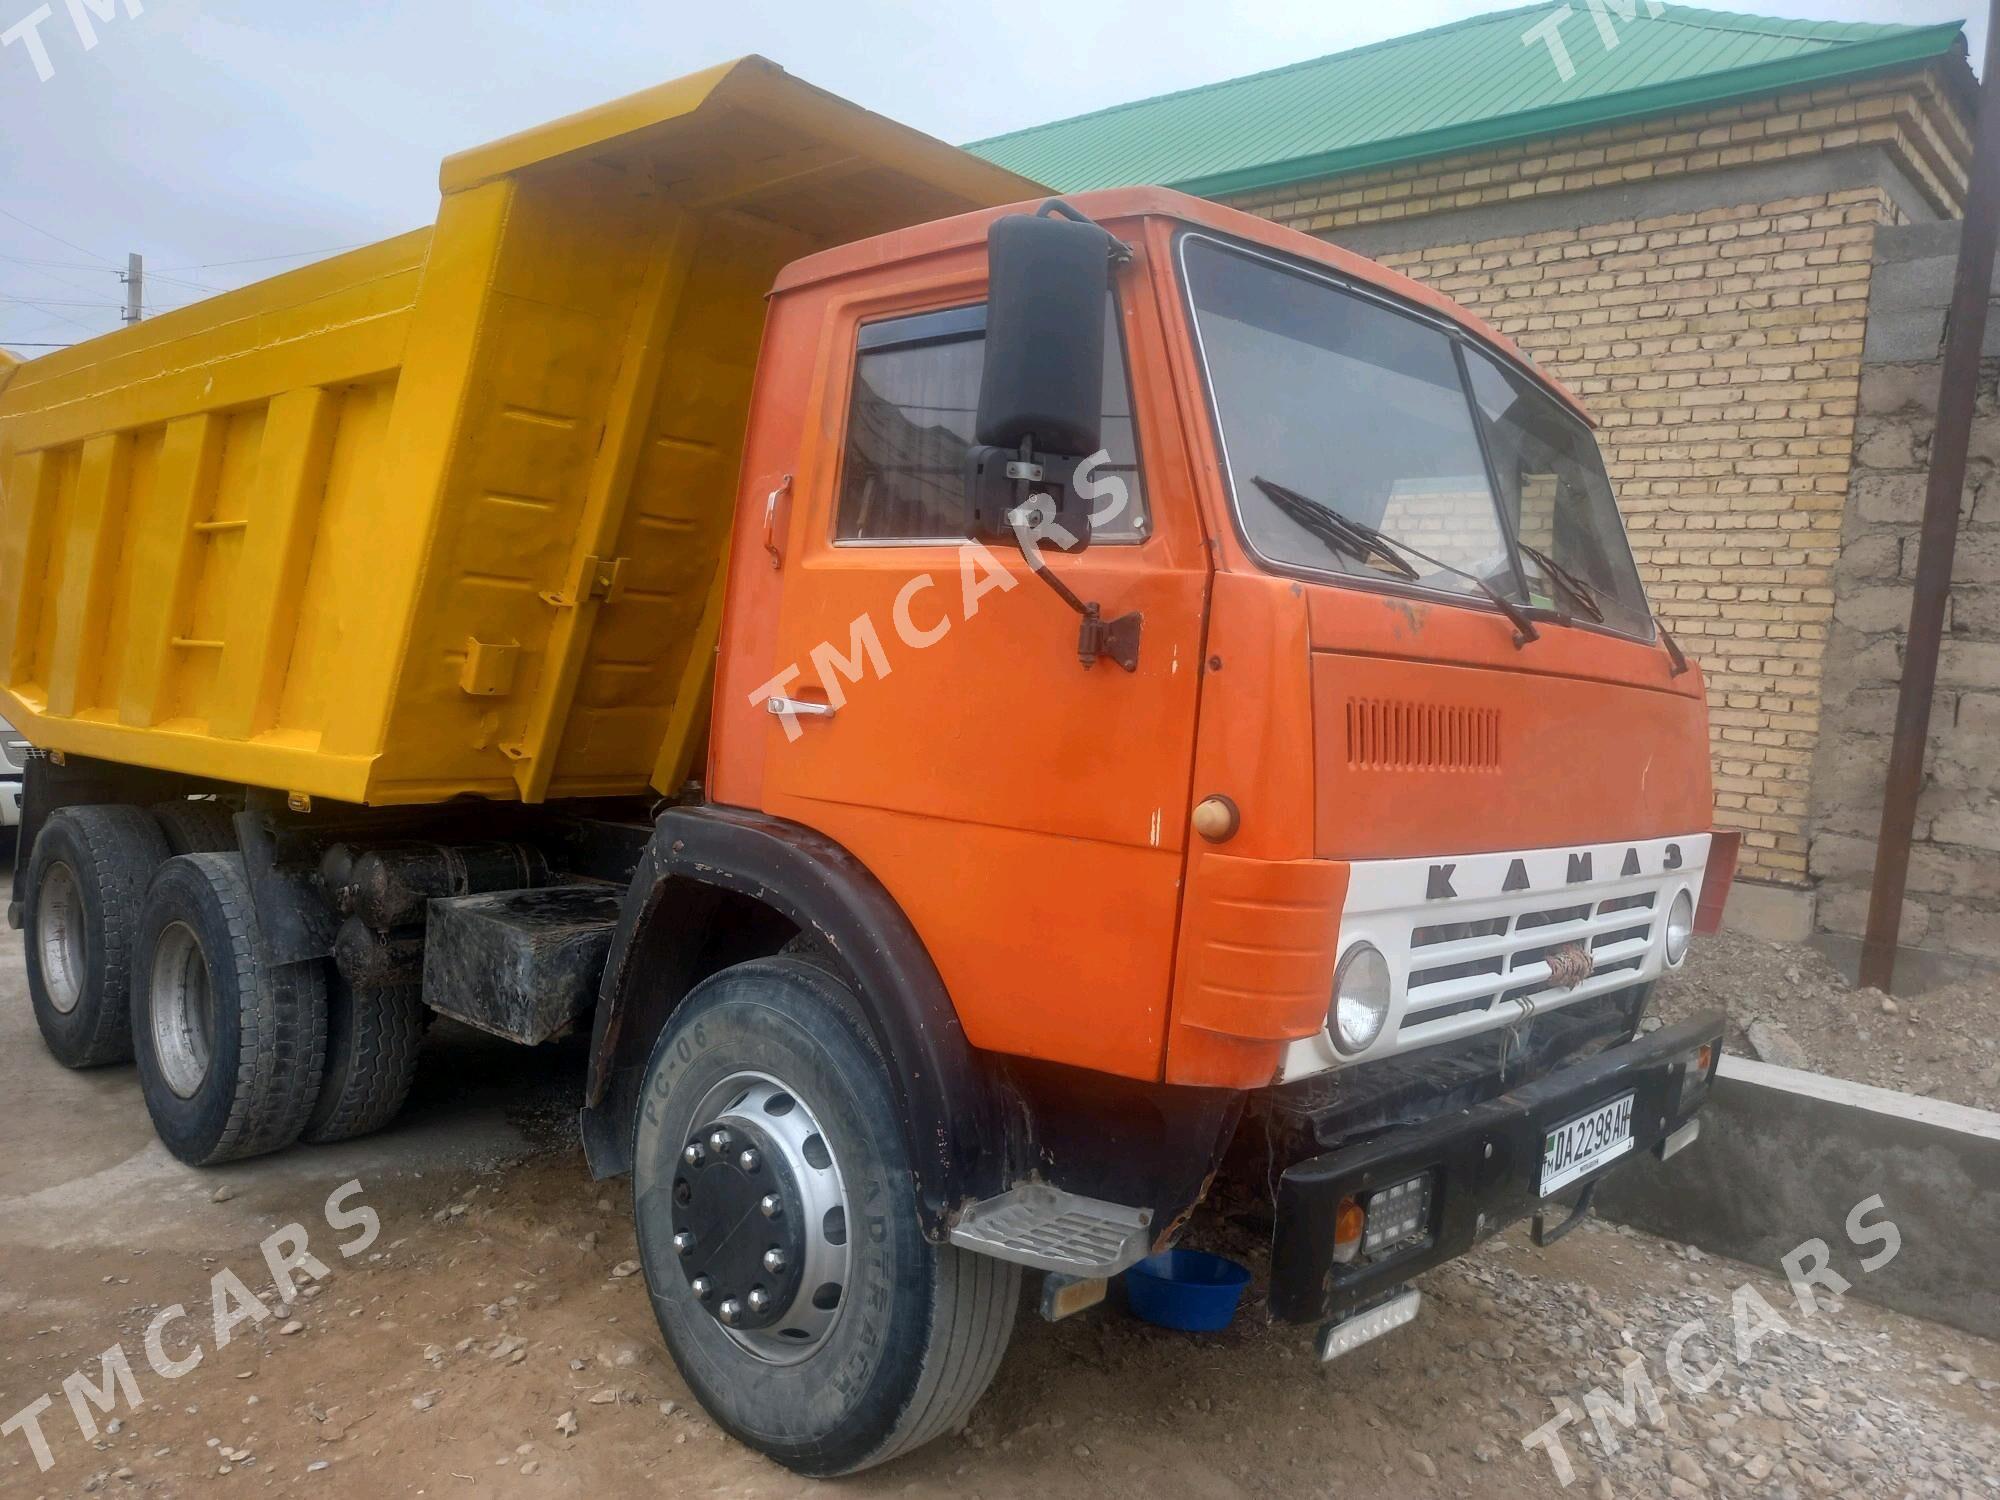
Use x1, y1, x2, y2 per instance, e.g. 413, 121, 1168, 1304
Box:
0, 300, 101, 336
0, 206, 117, 267
146, 272, 225, 294
0, 253, 116, 274
156, 243, 364, 272
3, 341, 78, 349
2, 259, 117, 300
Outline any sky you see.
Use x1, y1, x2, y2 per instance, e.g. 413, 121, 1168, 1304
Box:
0, 1, 1983, 354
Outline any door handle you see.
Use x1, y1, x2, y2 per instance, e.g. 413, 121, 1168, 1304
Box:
762, 474, 793, 569
766, 696, 835, 721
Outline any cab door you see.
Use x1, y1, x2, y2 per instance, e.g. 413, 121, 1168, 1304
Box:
755, 272, 1210, 1081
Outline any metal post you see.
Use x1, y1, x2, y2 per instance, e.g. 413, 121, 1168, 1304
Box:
121, 252, 142, 323
1859, 4, 2000, 991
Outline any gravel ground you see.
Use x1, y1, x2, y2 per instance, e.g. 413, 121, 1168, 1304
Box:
7, 1144, 1995, 1500
1651, 929, 2000, 1114
4, 919, 1996, 1497
1441, 1219, 2000, 1499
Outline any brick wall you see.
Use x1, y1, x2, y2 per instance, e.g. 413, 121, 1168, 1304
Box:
1808, 221, 2000, 965
1224, 69, 1971, 890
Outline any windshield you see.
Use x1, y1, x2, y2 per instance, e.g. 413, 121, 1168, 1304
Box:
1462, 347, 1652, 639
1182, 235, 1652, 638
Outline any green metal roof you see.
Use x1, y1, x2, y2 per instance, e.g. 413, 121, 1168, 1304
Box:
966, 4, 1967, 197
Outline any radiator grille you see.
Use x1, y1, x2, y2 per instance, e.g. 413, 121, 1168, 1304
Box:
1399, 889, 1659, 1032
1346, 698, 1501, 772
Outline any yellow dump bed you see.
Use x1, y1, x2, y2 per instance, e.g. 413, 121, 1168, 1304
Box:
0, 60, 1037, 805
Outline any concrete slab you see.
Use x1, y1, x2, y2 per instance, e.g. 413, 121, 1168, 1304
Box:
1596, 1054, 2000, 1340
1721, 878, 1816, 944
1809, 929, 1998, 996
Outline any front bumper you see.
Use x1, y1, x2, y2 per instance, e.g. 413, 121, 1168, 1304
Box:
1269, 1012, 1724, 1323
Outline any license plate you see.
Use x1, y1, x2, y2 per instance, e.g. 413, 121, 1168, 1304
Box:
1540, 1092, 1635, 1196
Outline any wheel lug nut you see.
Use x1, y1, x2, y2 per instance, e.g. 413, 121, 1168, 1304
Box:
758, 1194, 782, 1218
690, 1276, 713, 1301
672, 1230, 696, 1256
738, 1148, 761, 1172
682, 1142, 705, 1166
708, 1129, 732, 1153
762, 1246, 786, 1273
746, 1287, 771, 1314
718, 1297, 742, 1325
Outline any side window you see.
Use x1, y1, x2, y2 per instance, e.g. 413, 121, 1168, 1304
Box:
833, 297, 1149, 543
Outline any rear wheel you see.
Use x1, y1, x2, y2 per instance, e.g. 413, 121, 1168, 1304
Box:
151, 800, 237, 856
632, 957, 1018, 1476
23, 805, 171, 1067
132, 853, 328, 1165
303, 977, 427, 1143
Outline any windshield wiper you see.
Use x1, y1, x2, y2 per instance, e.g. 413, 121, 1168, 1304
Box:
1517, 542, 1604, 623
1658, 622, 1690, 677
1251, 477, 1417, 582
1253, 476, 1539, 648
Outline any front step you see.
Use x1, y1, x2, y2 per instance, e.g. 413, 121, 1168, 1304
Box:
947, 1184, 1154, 1277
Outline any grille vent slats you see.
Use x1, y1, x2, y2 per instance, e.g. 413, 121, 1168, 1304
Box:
1397, 889, 1662, 1033
1345, 698, 1501, 772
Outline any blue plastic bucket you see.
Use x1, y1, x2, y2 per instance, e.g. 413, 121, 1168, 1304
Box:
1122, 1249, 1251, 1332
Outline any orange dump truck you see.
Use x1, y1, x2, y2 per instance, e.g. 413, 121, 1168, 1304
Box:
0, 59, 1731, 1474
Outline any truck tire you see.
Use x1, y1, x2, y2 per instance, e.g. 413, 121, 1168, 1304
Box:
631, 956, 1018, 1476
151, 800, 237, 856
302, 977, 426, 1144
23, 804, 171, 1068
132, 853, 329, 1166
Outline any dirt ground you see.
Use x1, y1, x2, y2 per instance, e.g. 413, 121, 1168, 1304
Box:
1653, 928, 2000, 1114
3, 924, 1997, 1499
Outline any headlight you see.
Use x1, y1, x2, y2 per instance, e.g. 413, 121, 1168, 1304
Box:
1664, 888, 1695, 967
1331, 943, 1392, 1054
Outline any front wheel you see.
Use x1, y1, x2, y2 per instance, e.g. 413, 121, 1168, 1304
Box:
632, 957, 1018, 1476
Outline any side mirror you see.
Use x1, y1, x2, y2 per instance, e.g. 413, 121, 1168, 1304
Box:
960, 203, 1143, 672
966, 204, 1121, 549
975, 208, 1111, 456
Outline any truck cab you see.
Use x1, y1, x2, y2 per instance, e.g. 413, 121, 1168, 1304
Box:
717, 184, 1723, 1087
687, 179, 1729, 1353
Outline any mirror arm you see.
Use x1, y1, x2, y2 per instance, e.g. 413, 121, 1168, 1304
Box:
1035, 198, 1134, 268
1005, 491, 1143, 674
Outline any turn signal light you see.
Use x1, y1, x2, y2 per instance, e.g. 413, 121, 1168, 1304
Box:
1332, 1195, 1365, 1264
1675, 1040, 1718, 1113
1192, 795, 1240, 842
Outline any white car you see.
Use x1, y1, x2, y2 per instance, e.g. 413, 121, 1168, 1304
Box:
0, 714, 27, 828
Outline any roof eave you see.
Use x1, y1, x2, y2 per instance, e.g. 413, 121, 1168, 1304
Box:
1162, 23, 1967, 201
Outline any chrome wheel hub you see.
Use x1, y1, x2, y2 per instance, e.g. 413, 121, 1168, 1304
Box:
37, 861, 87, 1015
672, 1072, 850, 1365
149, 921, 215, 1099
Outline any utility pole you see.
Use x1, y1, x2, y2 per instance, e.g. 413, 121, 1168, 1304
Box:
1859, 0, 2000, 992
121, 252, 142, 323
